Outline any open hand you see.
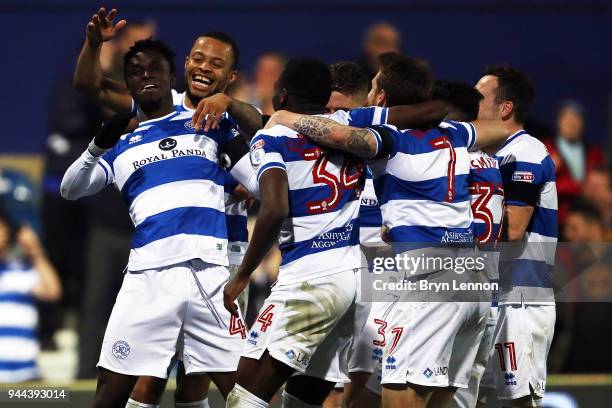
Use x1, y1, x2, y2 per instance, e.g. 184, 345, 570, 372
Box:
86, 7, 127, 46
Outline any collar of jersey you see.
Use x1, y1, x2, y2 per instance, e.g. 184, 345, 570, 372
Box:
138, 111, 180, 127
499, 129, 527, 150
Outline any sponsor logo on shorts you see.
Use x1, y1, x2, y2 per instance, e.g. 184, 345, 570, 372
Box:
385, 356, 397, 370
285, 349, 310, 367
372, 347, 383, 362
504, 372, 517, 386
159, 138, 177, 151
248, 331, 259, 345
424, 366, 448, 378
112, 340, 130, 359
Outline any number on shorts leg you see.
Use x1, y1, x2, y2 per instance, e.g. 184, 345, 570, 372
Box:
229, 315, 246, 339
389, 327, 404, 354
494, 341, 517, 371
373, 318, 387, 347
256, 304, 276, 332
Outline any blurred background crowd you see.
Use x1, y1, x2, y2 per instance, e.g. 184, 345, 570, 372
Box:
0, 0, 610, 384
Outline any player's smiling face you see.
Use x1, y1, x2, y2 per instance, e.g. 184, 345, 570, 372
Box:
125, 51, 174, 106
184, 37, 237, 101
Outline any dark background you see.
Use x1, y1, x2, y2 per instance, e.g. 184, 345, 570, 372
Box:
0, 0, 610, 153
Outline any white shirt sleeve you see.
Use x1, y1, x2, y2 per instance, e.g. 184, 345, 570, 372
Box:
229, 153, 260, 198
60, 148, 111, 200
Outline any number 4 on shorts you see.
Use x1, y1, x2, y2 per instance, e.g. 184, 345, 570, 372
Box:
256, 304, 276, 332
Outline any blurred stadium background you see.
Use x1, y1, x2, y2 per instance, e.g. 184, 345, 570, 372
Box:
0, 0, 610, 406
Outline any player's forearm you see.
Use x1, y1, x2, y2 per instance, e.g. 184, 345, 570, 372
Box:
387, 100, 448, 129
277, 111, 378, 158
74, 38, 104, 94
227, 99, 263, 139
236, 206, 285, 279
60, 146, 109, 200
472, 120, 512, 149
74, 39, 132, 112
31, 253, 62, 302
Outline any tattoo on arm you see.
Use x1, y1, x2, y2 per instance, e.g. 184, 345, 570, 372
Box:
291, 116, 376, 158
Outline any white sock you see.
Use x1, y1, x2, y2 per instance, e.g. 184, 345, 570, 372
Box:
226, 384, 269, 408
175, 398, 210, 408
126, 398, 159, 408
281, 390, 321, 408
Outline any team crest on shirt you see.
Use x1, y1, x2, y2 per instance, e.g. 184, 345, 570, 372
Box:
512, 171, 534, 183
159, 138, 177, 151
250, 140, 266, 167
112, 340, 130, 359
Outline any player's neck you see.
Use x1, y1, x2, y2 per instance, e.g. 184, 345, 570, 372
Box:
505, 119, 523, 137
139, 95, 175, 121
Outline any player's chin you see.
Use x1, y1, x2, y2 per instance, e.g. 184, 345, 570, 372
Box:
188, 83, 216, 99
135, 88, 163, 103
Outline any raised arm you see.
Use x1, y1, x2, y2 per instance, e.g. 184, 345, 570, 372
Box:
73, 7, 132, 112
268, 110, 380, 159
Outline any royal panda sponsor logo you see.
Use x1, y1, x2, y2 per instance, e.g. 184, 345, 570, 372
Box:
131, 147, 209, 170
159, 138, 177, 151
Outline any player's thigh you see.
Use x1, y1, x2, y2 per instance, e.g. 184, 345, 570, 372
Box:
323, 387, 344, 408
182, 261, 246, 375
98, 267, 187, 378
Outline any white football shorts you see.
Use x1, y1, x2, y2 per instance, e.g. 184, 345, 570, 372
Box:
479, 304, 555, 401
242, 269, 358, 383
98, 259, 247, 378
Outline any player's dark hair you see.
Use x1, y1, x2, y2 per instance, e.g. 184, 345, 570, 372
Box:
278, 57, 332, 107
329, 61, 369, 97
432, 80, 483, 122
376, 53, 432, 106
483, 65, 534, 124
123, 38, 176, 79
200, 31, 240, 70
569, 199, 603, 225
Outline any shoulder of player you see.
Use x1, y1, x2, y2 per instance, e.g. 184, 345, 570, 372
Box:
252, 125, 297, 140
500, 132, 551, 164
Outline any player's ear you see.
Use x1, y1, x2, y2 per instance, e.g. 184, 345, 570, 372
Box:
228, 70, 238, 84
377, 89, 387, 107
170, 73, 176, 88
500, 100, 514, 121
280, 88, 288, 105
184, 55, 189, 70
